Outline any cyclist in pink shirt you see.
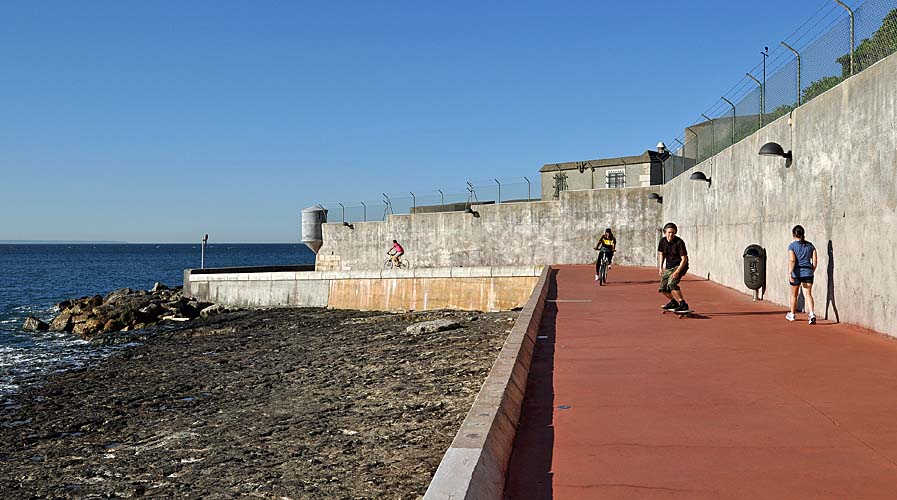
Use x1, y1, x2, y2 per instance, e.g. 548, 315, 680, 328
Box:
387, 240, 405, 267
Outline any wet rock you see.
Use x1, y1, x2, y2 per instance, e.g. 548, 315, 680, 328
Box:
405, 319, 462, 335
73, 318, 104, 337
104, 288, 133, 303
22, 317, 50, 332
49, 311, 73, 332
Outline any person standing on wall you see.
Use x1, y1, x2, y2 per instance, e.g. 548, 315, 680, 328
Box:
594, 227, 617, 281
787, 225, 818, 324
658, 222, 690, 312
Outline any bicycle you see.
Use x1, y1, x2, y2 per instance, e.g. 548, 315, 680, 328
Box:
384, 256, 410, 269
597, 250, 611, 286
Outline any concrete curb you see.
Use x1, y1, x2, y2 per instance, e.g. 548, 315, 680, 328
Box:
423, 265, 551, 500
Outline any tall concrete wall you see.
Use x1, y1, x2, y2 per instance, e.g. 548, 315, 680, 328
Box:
662, 51, 897, 337
317, 186, 663, 271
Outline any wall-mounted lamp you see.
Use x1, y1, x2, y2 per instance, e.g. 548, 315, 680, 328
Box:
689, 171, 712, 186
759, 142, 793, 167
647, 192, 663, 203
464, 207, 480, 218
342, 222, 354, 229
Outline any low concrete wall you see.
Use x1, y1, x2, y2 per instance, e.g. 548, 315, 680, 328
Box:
318, 186, 663, 271
662, 51, 897, 337
183, 266, 543, 313
424, 266, 551, 500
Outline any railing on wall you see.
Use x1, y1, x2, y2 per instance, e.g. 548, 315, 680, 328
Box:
663, 0, 897, 181
320, 177, 543, 224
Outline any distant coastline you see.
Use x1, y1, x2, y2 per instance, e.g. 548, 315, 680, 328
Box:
0, 240, 129, 244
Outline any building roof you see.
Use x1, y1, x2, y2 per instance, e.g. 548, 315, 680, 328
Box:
539, 150, 664, 173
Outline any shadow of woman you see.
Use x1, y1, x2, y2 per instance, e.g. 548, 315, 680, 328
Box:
825, 240, 840, 323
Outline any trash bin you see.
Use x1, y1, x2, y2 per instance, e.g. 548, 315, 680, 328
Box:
743, 244, 766, 299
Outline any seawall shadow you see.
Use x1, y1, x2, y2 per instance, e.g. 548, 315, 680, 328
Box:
503, 269, 556, 500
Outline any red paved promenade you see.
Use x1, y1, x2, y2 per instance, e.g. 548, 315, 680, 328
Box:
505, 265, 897, 500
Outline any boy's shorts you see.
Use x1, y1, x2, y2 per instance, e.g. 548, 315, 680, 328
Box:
659, 268, 682, 293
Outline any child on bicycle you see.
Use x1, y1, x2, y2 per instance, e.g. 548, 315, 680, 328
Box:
594, 227, 616, 281
387, 240, 405, 267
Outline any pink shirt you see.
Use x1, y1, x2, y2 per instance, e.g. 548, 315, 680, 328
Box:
392, 242, 404, 253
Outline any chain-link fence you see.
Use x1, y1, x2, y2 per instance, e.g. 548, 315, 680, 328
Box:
664, 0, 897, 180
320, 177, 542, 223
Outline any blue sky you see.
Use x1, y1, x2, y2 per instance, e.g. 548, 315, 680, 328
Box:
0, 0, 854, 242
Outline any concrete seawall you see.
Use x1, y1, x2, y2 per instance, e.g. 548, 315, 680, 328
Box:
183, 266, 543, 313
317, 186, 663, 271
424, 266, 551, 499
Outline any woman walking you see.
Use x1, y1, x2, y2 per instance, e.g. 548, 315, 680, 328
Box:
787, 225, 818, 324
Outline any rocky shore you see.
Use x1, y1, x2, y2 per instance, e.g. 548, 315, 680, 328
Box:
23, 283, 227, 338
1, 306, 516, 499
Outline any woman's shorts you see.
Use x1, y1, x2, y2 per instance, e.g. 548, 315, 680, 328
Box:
789, 275, 814, 286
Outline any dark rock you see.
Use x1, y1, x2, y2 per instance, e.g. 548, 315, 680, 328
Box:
56, 300, 72, 310
137, 303, 163, 322
104, 288, 133, 303
101, 319, 126, 334
49, 311, 73, 332
151, 282, 169, 292
23, 316, 50, 332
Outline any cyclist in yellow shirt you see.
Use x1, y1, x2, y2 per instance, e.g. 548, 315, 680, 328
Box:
594, 227, 617, 281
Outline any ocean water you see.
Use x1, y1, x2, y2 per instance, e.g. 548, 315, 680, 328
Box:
0, 244, 314, 397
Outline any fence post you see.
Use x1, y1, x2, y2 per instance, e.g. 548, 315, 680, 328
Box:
410, 192, 415, 211
437, 189, 444, 206
523, 176, 531, 201
494, 179, 501, 204
701, 113, 714, 159
338, 202, 345, 223
780, 41, 801, 106
685, 127, 698, 162
360, 201, 367, 222
834, 0, 854, 76
674, 138, 685, 177
721, 97, 736, 146
746, 73, 763, 129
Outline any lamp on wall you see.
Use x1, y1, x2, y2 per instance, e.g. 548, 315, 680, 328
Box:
759, 142, 793, 167
689, 171, 712, 186
464, 207, 480, 218
647, 192, 663, 203
342, 222, 354, 229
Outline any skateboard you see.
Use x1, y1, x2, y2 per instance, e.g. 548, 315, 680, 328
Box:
662, 308, 695, 319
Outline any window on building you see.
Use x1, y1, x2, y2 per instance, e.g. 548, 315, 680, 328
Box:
606, 169, 625, 188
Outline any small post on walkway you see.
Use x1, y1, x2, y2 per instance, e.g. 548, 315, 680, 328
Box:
201, 234, 208, 269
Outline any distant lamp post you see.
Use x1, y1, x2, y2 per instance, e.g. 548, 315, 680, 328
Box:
689, 171, 712, 187
759, 141, 793, 167
647, 192, 663, 204
201, 234, 209, 269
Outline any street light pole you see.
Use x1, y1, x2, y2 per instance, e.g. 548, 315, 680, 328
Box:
201, 234, 208, 269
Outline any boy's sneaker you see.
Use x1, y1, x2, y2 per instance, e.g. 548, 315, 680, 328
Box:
674, 301, 690, 312
785, 312, 795, 322
662, 300, 679, 310
808, 312, 816, 325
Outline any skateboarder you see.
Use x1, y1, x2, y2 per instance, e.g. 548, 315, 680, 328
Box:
658, 222, 690, 313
